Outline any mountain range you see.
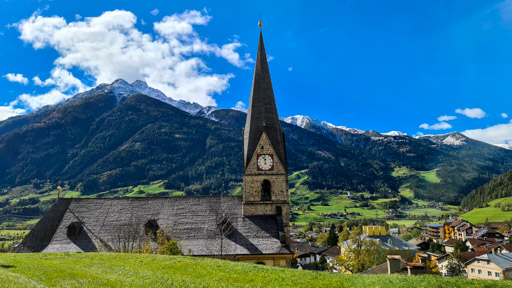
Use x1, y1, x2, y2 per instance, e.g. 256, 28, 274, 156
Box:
1, 79, 512, 208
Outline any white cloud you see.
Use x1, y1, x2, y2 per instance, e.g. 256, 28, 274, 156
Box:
4, 73, 29, 84
502, 113, 508, 118
141, 19, 146, 25
75, 14, 82, 20
33, 76, 43, 86
437, 115, 456, 122
267, 56, 274, 62
455, 108, 486, 119
462, 122, 512, 146
19, 89, 69, 110
150, 9, 159, 16
233, 101, 246, 112
14, 9, 249, 107
419, 122, 452, 130
0, 100, 26, 121
288, 67, 293, 71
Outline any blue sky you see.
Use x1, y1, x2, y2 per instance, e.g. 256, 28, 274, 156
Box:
1, 0, 512, 146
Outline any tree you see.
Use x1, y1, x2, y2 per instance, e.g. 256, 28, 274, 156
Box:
217, 212, 235, 258
318, 255, 328, 271
401, 232, 413, 241
411, 229, 421, 239
446, 253, 467, 276
338, 223, 350, 244
326, 223, 338, 247
316, 232, 328, 246
453, 240, 468, 253
334, 226, 384, 273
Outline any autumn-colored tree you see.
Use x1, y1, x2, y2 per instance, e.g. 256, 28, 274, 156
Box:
334, 226, 384, 273
338, 223, 350, 244
317, 232, 328, 246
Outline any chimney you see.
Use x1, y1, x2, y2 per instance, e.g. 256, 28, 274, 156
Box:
387, 255, 402, 274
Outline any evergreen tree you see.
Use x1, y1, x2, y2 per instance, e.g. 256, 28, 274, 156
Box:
326, 223, 338, 247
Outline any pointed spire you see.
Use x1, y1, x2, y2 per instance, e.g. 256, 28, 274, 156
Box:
244, 25, 287, 171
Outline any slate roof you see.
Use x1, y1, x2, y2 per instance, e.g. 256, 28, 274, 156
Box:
499, 243, 512, 252
340, 235, 419, 251
290, 241, 318, 254
443, 239, 458, 247
310, 246, 328, 255
322, 246, 341, 257
360, 261, 406, 275
243, 29, 286, 171
19, 196, 292, 256
470, 253, 512, 270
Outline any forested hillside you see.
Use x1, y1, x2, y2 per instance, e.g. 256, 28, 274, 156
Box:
461, 170, 512, 209
1, 80, 512, 222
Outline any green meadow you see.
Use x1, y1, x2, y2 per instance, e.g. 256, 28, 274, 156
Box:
0, 253, 507, 288
462, 197, 512, 224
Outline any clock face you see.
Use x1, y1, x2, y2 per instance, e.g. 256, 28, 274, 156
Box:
257, 154, 274, 171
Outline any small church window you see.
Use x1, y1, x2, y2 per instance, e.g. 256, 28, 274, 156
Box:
261, 180, 271, 201
67, 222, 82, 238
144, 220, 159, 241
276, 206, 282, 216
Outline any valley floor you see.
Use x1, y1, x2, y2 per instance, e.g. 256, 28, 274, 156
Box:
0, 253, 509, 288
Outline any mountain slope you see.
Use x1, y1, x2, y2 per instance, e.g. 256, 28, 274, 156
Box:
0, 81, 395, 199
283, 115, 512, 203
461, 169, 512, 209
1, 80, 512, 207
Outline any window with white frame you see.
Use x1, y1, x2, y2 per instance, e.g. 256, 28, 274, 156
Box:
496, 272, 501, 278
471, 268, 475, 274
478, 269, 482, 275
488, 271, 492, 277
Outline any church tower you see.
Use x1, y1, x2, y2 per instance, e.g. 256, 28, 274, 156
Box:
243, 22, 289, 244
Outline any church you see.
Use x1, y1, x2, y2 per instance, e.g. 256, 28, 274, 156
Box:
19, 23, 293, 267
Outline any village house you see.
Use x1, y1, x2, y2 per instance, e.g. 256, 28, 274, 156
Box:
492, 243, 512, 254
436, 251, 487, 276
466, 253, 512, 280
340, 226, 419, 255
426, 224, 444, 242
360, 255, 434, 276
475, 228, 505, 243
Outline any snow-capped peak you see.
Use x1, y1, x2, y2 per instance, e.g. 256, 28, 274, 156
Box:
70, 79, 215, 116
283, 115, 364, 134
420, 132, 467, 146
383, 131, 407, 136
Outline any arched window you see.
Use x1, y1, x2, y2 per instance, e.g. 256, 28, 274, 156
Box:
144, 220, 159, 241
67, 222, 82, 238
261, 180, 271, 201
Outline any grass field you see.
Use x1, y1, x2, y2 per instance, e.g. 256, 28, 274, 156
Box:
386, 220, 418, 227
290, 168, 456, 226
462, 197, 512, 224
0, 253, 507, 288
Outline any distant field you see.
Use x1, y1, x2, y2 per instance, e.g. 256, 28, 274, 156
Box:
290, 168, 455, 226
386, 220, 418, 227
462, 197, 512, 224
419, 169, 441, 184
0, 253, 507, 288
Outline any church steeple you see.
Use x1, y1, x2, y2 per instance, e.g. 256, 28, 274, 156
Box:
243, 24, 286, 172
242, 23, 290, 246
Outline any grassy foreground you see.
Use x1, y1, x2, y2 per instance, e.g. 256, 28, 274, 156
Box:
0, 254, 509, 288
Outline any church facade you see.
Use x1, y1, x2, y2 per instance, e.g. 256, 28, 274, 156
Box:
19, 25, 292, 267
